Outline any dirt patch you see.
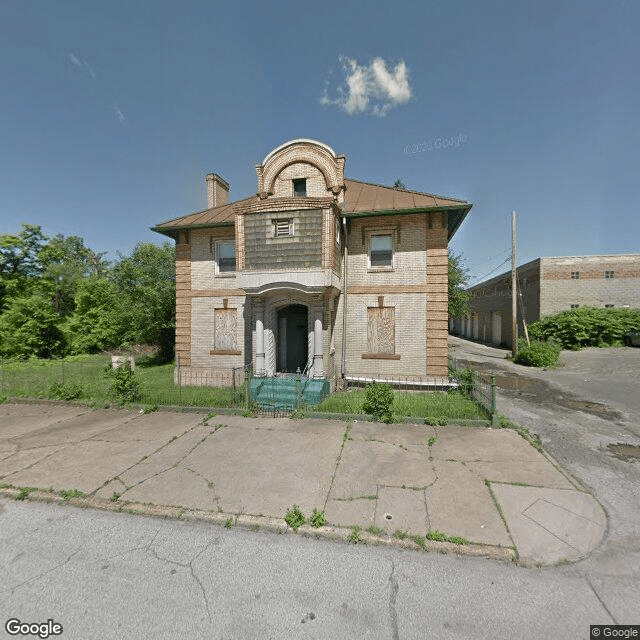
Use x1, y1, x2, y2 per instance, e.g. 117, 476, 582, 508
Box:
607, 443, 640, 462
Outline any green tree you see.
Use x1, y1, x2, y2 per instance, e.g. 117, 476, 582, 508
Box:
0, 223, 48, 278
38, 234, 109, 316
0, 294, 66, 358
111, 242, 176, 360
448, 251, 470, 317
0, 224, 48, 311
64, 277, 124, 354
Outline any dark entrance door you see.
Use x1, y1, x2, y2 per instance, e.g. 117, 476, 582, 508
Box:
277, 304, 308, 373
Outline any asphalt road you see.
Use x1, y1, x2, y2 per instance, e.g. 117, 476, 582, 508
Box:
0, 498, 618, 640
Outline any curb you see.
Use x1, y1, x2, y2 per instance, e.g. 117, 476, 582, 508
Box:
0, 487, 516, 564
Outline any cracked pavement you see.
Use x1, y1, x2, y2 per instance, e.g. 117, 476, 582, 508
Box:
0, 400, 606, 565
0, 499, 618, 639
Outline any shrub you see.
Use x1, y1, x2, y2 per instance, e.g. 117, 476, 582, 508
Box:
528, 307, 640, 350
362, 382, 394, 423
515, 339, 561, 367
456, 366, 477, 399
104, 360, 140, 404
49, 381, 83, 401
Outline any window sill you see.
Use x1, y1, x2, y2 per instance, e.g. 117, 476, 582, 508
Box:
214, 272, 236, 278
361, 353, 401, 360
367, 267, 395, 273
209, 350, 242, 356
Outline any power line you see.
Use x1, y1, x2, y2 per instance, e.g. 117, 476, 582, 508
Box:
468, 257, 511, 286
466, 249, 511, 273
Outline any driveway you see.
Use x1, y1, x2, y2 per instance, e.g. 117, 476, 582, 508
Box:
449, 335, 640, 622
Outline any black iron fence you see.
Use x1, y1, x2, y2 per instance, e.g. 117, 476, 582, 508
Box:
447, 355, 497, 424
0, 355, 496, 423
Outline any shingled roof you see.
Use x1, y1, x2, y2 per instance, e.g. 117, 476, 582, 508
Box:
151, 179, 471, 240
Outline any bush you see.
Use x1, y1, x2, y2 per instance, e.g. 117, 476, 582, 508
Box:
104, 360, 140, 404
49, 381, 83, 401
362, 382, 394, 423
456, 366, 477, 399
515, 339, 561, 367
528, 307, 640, 350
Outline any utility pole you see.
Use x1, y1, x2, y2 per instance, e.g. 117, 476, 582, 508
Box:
511, 211, 518, 357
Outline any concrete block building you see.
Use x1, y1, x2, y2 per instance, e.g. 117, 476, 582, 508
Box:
152, 139, 471, 388
451, 254, 640, 347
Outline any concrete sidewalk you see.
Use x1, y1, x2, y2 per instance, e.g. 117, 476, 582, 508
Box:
0, 402, 606, 566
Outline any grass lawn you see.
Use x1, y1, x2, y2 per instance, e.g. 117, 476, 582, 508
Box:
0, 354, 243, 408
316, 389, 488, 420
1, 355, 489, 420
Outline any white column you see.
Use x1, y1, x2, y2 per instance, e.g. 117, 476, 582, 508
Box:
255, 300, 265, 377
312, 305, 324, 379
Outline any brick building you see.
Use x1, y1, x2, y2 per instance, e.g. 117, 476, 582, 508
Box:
450, 254, 640, 347
152, 139, 471, 388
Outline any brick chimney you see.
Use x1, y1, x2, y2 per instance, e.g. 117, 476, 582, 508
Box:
205, 173, 229, 208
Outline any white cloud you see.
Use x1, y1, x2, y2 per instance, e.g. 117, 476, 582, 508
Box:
67, 52, 95, 78
114, 106, 125, 123
321, 56, 412, 116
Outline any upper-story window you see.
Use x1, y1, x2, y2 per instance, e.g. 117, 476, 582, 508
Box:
216, 241, 236, 273
274, 218, 294, 237
292, 178, 307, 197
604, 270, 615, 279
571, 271, 580, 279
369, 234, 393, 268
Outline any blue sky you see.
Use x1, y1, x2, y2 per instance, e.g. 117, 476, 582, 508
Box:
1, 0, 638, 284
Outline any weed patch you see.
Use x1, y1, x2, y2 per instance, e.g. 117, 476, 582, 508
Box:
427, 529, 468, 545
366, 524, 385, 536
347, 526, 362, 544
59, 489, 85, 501
409, 534, 426, 548
309, 509, 326, 528
284, 505, 306, 531
16, 487, 37, 500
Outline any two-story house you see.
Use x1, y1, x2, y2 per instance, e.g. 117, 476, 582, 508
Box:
152, 139, 471, 389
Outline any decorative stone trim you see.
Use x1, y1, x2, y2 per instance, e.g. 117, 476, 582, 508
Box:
209, 350, 242, 356
361, 353, 401, 360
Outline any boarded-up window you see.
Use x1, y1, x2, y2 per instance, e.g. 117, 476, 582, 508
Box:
367, 307, 395, 354
214, 308, 237, 351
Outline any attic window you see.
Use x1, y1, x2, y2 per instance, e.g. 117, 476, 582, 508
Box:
274, 219, 293, 237
293, 179, 307, 197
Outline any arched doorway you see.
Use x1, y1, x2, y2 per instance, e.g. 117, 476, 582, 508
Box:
277, 304, 308, 373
